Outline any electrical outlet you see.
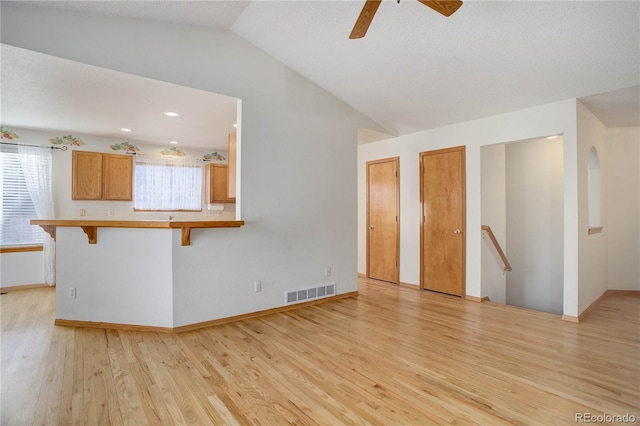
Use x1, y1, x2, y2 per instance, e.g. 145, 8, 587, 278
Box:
325, 267, 331, 277
254, 281, 262, 293
69, 287, 76, 299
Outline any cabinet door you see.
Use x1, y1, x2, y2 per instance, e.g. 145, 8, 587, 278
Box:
228, 131, 237, 199
72, 151, 103, 200
103, 154, 133, 200
207, 164, 234, 203
211, 164, 229, 203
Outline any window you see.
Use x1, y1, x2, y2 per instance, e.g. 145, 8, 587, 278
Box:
0, 151, 44, 245
134, 156, 203, 211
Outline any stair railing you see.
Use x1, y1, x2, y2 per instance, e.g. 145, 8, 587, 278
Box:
481, 225, 512, 272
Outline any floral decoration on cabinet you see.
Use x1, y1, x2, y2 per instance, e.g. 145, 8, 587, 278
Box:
0, 127, 19, 140
50, 135, 85, 146
160, 147, 186, 157
203, 152, 226, 162
110, 141, 140, 153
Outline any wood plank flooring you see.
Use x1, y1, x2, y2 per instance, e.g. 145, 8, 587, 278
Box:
2, 278, 639, 425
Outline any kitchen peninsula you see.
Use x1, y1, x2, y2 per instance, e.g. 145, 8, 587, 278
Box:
32, 219, 245, 331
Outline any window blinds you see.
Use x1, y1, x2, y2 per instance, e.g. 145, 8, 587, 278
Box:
0, 152, 44, 245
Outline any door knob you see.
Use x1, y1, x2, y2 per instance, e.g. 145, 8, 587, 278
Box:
369, 226, 375, 230
453, 228, 461, 234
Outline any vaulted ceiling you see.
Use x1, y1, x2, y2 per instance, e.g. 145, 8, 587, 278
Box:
3, 1, 639, 145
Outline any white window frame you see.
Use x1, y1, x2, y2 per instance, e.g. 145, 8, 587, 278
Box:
0, 149, 44, 246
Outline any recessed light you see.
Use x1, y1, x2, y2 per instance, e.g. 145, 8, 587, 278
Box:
164, 112, 179, 117
121, 128, 132, 132
169, 141, 179, 145
546, 135, 559, 139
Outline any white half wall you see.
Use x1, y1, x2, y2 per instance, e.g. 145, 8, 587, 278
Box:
2, 3, 385, 327
505, 137, 564, 315
55, 227, 174, 327
606, 127, 640, 291
480, 144, 506, 303
0, 250, 44, 287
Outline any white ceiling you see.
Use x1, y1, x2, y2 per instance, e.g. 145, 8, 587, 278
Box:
579, 86, 640, 128
2, 0, 639, 147
22, 0, 250, 30
231, 0, 639, 135
1, 44, 239, 151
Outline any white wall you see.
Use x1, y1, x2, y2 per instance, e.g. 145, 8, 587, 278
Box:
606, 127, 640, 291
505, 137, 564, 315
358, 98, 580, 316
55, 227, 174, 327
0, 250, 44, 287
2, 4, 385, 327
480, 144, 506, 303
576, 102, 609, 313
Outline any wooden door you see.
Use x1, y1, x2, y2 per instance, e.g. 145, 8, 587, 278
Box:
420, 146, 465, 296
367, 158, 399, 284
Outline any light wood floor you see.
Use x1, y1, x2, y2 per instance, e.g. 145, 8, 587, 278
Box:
2, 278, 639, 425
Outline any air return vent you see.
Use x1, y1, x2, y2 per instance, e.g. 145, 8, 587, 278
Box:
284, 282, 336, 305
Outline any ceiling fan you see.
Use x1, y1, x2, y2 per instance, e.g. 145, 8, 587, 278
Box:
350, 0, 463, 39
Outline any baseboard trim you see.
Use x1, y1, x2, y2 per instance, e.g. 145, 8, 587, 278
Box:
54, 319, 174, 334
579, 291, 610, 322
358, 274, 408, 287
465, 295, 491, 303
0, 283, 49, 293
563, 289, 640, 323
399, 281, 419, 290
173, 291, 358, 333
561, 315, 579, 323
55, 291, 359, 334
562, 292, 607, 323
606, 289, 640, 297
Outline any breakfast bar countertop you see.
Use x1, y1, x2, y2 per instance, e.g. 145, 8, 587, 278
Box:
31, 219, 245, 246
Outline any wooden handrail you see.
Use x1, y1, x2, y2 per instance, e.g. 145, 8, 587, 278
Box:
481, 225, 512, 272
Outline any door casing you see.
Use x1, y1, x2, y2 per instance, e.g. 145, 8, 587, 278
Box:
366, 157, 400, 284
419, 146, 466, 296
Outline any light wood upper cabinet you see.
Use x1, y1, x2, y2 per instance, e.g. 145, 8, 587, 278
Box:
206, 163, 235, 204
72, 150, 133, 201
72, 151, 103, 200
228, 131, 237, 199
103, 154, 133, 200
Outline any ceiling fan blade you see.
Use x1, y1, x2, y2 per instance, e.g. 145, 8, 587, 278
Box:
350, 0, 382, 39
417, 0, 463, 17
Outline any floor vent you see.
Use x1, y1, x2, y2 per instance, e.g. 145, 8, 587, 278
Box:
285, 282, 336, 305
